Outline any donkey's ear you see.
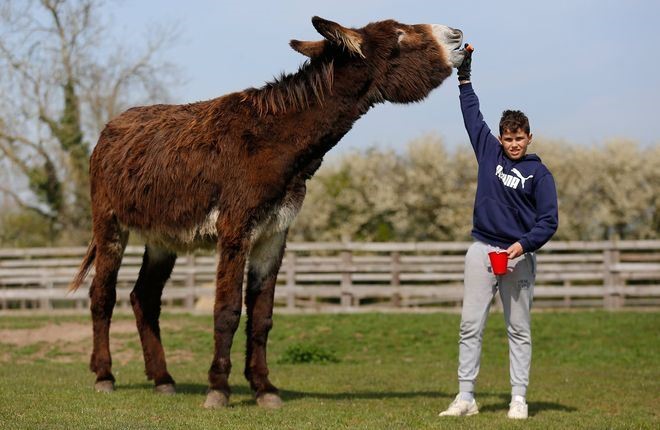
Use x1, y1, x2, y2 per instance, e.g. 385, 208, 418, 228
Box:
311, 16, 365, 58
290, 39, 326, 58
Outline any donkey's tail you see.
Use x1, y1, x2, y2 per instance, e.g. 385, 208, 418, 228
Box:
68, 239, 97, 293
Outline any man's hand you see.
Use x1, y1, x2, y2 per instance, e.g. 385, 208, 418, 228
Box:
457, 43, 472, 82
506, 242, 524, 259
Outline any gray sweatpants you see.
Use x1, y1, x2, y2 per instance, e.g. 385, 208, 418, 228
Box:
458, 241, 536, 397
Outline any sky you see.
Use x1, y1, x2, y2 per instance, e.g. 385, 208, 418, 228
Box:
105, 0, 660, 156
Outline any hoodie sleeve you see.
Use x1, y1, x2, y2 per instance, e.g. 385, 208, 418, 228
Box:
459, 83, 498, 162
519, 173, 559, 252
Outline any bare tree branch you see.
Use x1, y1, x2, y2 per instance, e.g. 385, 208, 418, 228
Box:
0, 184, 55, 220
0, 143, 32, 177
0, 0, 181, 244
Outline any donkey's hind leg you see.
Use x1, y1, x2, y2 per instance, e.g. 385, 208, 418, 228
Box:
89, 216, 128, 392
130, 245, 177, 394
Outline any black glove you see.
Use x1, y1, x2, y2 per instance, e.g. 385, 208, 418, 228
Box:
457, 43, 472, 82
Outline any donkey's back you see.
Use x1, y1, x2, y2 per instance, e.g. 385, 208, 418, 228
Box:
91, 95, 248, 243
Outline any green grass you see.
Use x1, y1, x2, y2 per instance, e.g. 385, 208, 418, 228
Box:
0, 311, 658, 429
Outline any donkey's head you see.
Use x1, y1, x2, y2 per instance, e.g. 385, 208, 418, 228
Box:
291, 17, 464, 104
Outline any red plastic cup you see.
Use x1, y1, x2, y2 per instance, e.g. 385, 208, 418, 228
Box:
488, 251, 509, 275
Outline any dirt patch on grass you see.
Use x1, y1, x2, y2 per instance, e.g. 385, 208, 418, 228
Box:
0, 320, 135, 346
0, 320, 182, 347
0, 320, 191, 364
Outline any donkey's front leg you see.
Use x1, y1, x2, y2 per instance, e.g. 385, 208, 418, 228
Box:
245, 230, 287, 409
204, 234, 249, 409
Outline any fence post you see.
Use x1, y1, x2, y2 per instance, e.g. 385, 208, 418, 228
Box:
603, 243, 622, 309
391, 251, 401, 307
285, 250, 296, 310
41, 278, 53, 311
340, 242, 353, 309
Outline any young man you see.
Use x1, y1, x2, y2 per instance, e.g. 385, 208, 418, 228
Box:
439, 46, 558, 419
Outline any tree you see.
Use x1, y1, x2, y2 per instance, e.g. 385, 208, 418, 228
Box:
290, 136, 478, 242
394, 136, 476, 241
533, 139, 604, 240
592, 140, 658, 239
0, 0, 179, 244
536, 138, 659, 241
291, 148, 403, 242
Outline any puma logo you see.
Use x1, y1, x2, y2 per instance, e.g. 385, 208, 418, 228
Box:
511, 168, 533, 189
495, 165, 533, 190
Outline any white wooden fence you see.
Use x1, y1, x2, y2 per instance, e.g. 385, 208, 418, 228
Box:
1, 241, 659, 312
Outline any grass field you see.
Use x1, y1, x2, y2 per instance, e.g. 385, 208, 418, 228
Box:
0, 310, 658, 429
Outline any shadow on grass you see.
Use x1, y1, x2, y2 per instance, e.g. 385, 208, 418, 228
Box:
118, 382, 214, 395
281, 389, 451, 401
235, 388, 453, 406
114, 384, 576, 415
118, 382, 453, 406
477, 392, 577, 416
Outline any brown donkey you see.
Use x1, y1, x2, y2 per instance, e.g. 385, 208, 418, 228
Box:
70, 17, 464, 408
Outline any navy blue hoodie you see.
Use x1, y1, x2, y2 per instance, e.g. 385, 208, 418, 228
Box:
460, 83, 558, 252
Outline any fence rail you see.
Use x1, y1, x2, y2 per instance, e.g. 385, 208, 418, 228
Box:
1, 241, 660, 312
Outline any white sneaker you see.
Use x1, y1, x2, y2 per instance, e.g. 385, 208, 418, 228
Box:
508, 399, 528, 419
439, 394, 479, 417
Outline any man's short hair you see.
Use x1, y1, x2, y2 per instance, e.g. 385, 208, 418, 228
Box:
499, 110, 530, 135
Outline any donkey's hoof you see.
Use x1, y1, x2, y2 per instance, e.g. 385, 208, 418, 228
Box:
256, 393, 283, 409
94, 380, 115, 393
154, 383, 176, 395
203, 390, 229, 409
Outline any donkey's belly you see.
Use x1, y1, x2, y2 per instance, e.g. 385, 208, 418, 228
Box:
130, 197, 302, 253
131, 208, 220, 253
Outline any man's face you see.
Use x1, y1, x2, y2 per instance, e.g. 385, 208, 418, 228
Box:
499, 128, 532, 160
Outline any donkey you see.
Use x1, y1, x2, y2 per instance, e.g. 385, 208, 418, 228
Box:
70, 16, 464, 408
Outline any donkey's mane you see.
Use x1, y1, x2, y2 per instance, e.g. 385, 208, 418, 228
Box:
241, 60, 334, 117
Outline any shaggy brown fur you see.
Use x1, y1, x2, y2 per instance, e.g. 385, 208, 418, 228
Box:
70, 16, 462, 407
